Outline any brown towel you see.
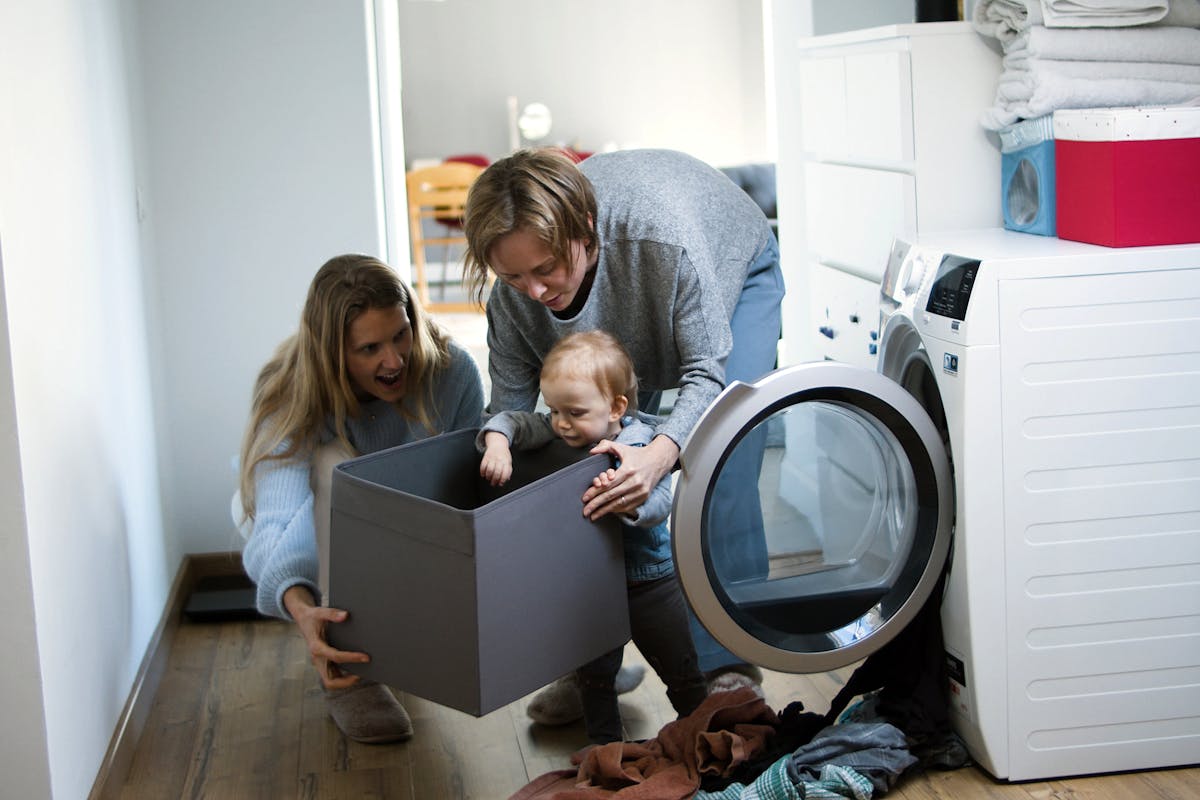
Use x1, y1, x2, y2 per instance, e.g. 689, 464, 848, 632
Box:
508, 687, 777, 800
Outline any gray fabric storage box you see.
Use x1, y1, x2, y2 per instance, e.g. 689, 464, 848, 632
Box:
327, 428, 628, 717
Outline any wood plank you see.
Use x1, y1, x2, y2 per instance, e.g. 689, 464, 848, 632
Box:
297, 660, 353, 775
175, 620, 307, 798
401, 691, 531, 799
301, 767, 415, 800
509, 702, 588, 784
913, 767, 1041, 800
1040, 768, 1186, 800
96, 552, 248, 800
1145, 765, 1200, 798
117, 622, 221, 800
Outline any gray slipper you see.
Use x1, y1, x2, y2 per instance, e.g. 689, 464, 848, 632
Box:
526, 674, 582, 726
527, 665, 646, 726
324, 679, 414, 744
705, 664, 765, 698
614, 663, 646, 694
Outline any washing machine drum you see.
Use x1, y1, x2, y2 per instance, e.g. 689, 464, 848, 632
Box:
672, 362, 953, 674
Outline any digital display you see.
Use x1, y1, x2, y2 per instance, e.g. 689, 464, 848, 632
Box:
925, 254, 981, 321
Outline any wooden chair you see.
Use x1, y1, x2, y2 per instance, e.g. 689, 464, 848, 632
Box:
405, 161, 486, 312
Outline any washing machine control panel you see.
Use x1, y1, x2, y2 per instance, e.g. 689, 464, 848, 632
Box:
880, 238, 934, 310
925, 253, 982, 321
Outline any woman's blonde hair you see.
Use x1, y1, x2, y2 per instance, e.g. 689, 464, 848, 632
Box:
541, 330, 638, 413
462, 147, 598, 304
238, 254, 450, 518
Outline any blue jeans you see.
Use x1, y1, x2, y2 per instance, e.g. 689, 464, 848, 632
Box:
642, 235, 784, 674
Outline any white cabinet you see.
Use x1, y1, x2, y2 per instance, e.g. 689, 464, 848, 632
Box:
780, 22, 1002, 365
809, 264, 883, 369
805, 162, 915, 276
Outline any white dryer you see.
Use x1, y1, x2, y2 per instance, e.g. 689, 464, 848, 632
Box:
673, 228, 1200, 781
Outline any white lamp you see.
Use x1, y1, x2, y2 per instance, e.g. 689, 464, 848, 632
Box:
507, 96, 553, 151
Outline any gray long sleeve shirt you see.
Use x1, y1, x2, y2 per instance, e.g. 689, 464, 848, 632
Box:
484, 149, 773, 448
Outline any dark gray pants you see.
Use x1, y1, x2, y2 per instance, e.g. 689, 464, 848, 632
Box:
576, 574, 708, 743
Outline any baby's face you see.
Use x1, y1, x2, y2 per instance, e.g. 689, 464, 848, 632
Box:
540, 374, 622, 448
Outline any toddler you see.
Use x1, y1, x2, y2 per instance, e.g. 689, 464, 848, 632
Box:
477, 330, 707, 743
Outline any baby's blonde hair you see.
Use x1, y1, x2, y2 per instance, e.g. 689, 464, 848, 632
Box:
541, 330, 638, 412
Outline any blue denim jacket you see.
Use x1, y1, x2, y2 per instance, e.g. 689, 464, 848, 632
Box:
611, 415, 676, 582
623, 518, 674, 582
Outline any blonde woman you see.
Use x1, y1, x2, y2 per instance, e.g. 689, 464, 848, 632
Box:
237, 254, 483, 743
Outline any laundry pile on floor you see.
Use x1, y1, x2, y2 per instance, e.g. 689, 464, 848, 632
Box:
973, 0, 1200, 129
507, 686, 969, 800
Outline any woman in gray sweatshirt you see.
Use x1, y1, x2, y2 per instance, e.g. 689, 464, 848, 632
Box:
463, 147, 784, 720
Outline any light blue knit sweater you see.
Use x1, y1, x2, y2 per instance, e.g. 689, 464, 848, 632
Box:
241, 341, 484, 619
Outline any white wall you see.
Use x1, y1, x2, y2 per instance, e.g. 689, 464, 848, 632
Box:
811, 0, 915, 34
0, 260, 52, 800
1, 1, 165, 796
133, 0, 394, 557
0, 1, 398, 795
397, 0, 769, 168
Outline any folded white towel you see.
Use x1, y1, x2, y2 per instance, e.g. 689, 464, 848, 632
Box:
973, 0, 1044, 42
995, 73, 1199, 104
1000, 55, 1200, 82
1006, 24, 1200, 63
974, 0, 1200, 41
1041, 0, 1168, 28
983, 74, 1200, 128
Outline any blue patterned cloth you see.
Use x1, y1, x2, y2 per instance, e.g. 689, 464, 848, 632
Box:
694, 758, 875, 800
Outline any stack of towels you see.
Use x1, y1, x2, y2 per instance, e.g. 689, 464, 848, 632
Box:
974, 0, 1200, 129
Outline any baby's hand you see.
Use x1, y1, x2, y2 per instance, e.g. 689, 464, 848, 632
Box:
592, 468, 619, 491
480, 440, 513, 486
480, 449, 512, 485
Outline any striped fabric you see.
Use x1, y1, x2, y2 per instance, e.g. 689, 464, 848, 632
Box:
694, 758, 874, 800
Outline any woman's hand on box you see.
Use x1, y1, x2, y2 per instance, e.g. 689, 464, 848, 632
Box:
283, 585, 371, 690
583, 435, 678, 520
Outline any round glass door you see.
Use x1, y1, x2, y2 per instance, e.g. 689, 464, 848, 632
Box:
673, 362, 952, 673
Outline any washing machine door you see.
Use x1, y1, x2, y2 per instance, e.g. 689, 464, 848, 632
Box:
673, 361, 952, 674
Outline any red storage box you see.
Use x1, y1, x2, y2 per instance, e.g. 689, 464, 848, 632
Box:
1053, 106, 1200, 247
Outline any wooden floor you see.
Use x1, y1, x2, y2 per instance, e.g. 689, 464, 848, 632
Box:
117, 615, 1198, 799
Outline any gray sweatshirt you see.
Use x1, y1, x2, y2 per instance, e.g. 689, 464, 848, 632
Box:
484, 148, 773, 449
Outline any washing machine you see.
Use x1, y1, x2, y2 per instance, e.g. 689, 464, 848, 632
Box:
672, 228, 1200, 781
